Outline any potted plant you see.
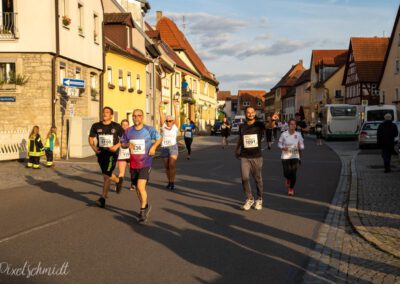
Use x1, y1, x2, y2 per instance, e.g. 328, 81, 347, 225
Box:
108, 83, 115, 89
137, 89, 143, 94
128, 87, 134, 93
119, 86, 126, 91
94, 31, 98, 41
78, 27, 83, 34
62, 16, 71, 27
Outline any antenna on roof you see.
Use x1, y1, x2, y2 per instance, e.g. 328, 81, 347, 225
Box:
182, 16, 186, 33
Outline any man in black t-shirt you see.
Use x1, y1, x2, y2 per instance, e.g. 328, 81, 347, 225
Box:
295, 113, 307, 137
235, 106, 266, 211
89, 106, 124, 208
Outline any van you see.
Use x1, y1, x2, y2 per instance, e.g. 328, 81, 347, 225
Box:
365, 105, 398, 122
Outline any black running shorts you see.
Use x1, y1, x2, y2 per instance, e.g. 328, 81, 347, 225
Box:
130, 167, 151, 186
97, 151, 118, 177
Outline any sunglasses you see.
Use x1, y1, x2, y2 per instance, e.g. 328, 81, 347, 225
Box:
166, 120, 173, 122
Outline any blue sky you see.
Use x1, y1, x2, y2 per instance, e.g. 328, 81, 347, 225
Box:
145, 0, 399, 94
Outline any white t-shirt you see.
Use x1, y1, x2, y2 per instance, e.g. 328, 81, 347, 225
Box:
161, 124, 179, 147
278, 131, 305, 160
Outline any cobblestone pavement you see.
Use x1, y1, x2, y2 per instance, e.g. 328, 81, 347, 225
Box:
303, 141, 400, 284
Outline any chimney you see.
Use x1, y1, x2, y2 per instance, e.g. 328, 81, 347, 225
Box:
299, 59, 303, 66
156, 11, 163, 24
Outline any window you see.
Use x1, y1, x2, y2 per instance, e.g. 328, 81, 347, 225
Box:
175, 73, 180, 88
146, 95, 150, 114
396, 59, 400, 74
59, 62, 66, 84
136, 74, 141, 90
243, 101, 250, 106
78, 2, 84, 34
257, 100, 262, 107
93, 14, 99, 42
335, 90, 342, 98
0, 62, 16, 84
147, 71, 151, 90
61, 0, 69, 17
371, 84, 379, 96
118, 70, 123, 87
126, 26, 131, 48
193, 80, 197, 93
127, 72, 132, 89
398, 33, 400, 47
204, 82, 209, 95
107, 66, 112, 84
189, 78, 193, 90
90, 73, 96, 89
75, 67, 81, 79
330, 106, 357, 117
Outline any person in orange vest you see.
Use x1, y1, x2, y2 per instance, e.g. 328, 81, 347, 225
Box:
27, 126, 44, 169
44, 126, 57, 167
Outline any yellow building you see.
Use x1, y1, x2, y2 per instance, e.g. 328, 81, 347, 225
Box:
104, 37, 149, 123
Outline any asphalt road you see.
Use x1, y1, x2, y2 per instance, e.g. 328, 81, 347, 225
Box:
0, 137, 341, 284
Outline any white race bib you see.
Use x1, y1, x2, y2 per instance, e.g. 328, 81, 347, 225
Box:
185, 131, 192, 138
118, 148, 130, 160
162, 136, 176, 147
98, 135, 113, 147
243, 134, 258, 148
130, 139, 145, 155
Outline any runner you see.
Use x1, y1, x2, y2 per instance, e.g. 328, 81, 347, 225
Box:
120, 109, 162, 223
88, 107, 124, 208
27, 125, 44, 169
235, 106, 265, 211
181, 118, 196, 160
221, 117, 231, 149
44, 126, 57, 167
295, 112, 307, 137
278, 118, 305, 196
159, 100, 180, 190
315, 120, 323, 146
115, 119, 130, 193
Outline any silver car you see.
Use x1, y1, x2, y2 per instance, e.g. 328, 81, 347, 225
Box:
358, 121, 381, 148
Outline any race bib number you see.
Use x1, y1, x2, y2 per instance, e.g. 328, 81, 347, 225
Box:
243, 134, 258, 148
98, 135, 113, 147
289, 145, 299, 155
130, 139, 145, 155
118, 148, 130, 160
162, 136, 176, 147
185, 131, 192, 138
316, 127, 322, 132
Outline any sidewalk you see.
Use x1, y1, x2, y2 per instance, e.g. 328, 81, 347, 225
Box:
348, 150, 400, 258
0, 135, 231, 191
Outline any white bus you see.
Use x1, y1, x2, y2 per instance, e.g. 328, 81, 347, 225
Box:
364, 105, 398, 122
321, 104, 360, 140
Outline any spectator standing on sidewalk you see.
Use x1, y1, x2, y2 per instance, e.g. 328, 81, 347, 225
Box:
377, 113, 398, 173
44, 126, 57, 167
235, 106, 266, 211
27, 125, 45, 169
221, 117, 231, 148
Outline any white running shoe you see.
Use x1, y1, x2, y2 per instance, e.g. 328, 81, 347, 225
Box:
253, 199, 263, 210
242, 199, 255, 211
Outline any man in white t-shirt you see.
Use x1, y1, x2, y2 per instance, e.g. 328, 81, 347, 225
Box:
159, 100, 180, 190
278, 119, 305, 196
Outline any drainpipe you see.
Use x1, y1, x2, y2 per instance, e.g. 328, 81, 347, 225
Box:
99, 2, 105, 119
52, 0, 60, 127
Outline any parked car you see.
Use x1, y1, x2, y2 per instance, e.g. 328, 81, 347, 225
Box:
358, 121, 380, 149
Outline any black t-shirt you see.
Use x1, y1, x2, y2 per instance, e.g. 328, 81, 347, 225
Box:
239, 121, 265, 158
89, 121, 124, 152
296, 120, 307, 136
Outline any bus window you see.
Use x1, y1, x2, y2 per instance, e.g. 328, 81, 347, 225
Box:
331, 107, 357, 117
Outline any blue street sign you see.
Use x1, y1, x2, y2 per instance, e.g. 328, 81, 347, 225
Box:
63, 78, 85, 88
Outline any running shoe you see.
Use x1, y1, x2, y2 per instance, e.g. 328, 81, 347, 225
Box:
187, 155, 191, 160
166, 182, 171, 189
170, 183, 175, 191
96, 197, 105, 208
253, 199, 263, 210
241, 199, 255, 211
116, 178, 123, 194
138, 204, 152, 223
288, 188, 294, 196
130, 184, 136, 191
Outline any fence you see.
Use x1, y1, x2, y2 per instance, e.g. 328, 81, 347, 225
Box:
0, 128, 28, 161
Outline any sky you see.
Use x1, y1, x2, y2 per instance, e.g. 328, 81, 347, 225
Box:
145, 0, 399, 95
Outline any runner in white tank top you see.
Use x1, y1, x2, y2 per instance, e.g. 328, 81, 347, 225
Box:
159, 100, 180, 190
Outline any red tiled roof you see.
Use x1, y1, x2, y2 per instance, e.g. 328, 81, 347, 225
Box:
294, 69, 311, 87
158, 40, 198, 76
156, 17, 218, 85
351, 37, 389, 82
311, 50, 348, 67
217, 91, 231, 101
272, 63, 305, 90
237, 90, 267, 99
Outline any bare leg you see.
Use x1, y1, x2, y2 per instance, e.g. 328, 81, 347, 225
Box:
169, 156, 177, 182
118, 160, 127, 178
136, 179, 148, 208
102, 175, 111, 198
163, 158, 170, 182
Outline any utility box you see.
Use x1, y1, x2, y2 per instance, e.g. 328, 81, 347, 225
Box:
69, 117, 96, 158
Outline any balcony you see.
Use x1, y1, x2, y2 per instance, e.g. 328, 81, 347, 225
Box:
0, 12, 18, 40
181, 88, 195, 104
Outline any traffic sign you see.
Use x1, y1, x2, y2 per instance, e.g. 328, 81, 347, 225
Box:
63, 78, 85, 88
